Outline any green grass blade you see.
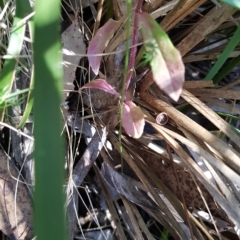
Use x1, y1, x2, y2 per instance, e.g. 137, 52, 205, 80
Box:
0, 0, 31, 122
212, 54, 240, 84
159, 228, 170, 240
220, 0, 240, 9
17, 17, 35, 128
216, 111, 240, 121
33, 0, 67, 239
206, 24, 240, 83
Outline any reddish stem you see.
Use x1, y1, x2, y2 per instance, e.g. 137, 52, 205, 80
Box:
125, 0, 143, 91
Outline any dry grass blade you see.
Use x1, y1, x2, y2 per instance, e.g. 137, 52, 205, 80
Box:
160, 0, 207, 31
177, 4, 237, 56
162, 125, 240, 209
135, 160, 208, 239
101, 163, 159, 212
156, 127, 240, 231
199, 97, 240, 115
134, 151, 211, 240
142, 0, 165, 12
181, 89, 240, 146
67, 127, 107, 238
183, 80, 215, 88
108, 134, 189, 239
92, 0, 104, 35
149, 0, 178, 19
121, 197, 145, 240
140, 92, 240, 174
187, 88, 240, 100
220, 78, 240, 90
130, 204, 155, 240
93, 165, 128, 240
183, 51, 240, 62
72, 127, 108, 186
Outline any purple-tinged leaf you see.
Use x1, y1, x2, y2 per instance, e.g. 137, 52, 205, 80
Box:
79, 79, 120, 97
122, 101, 145, 138
87, 19, 121, 75
138, 12, 185, 102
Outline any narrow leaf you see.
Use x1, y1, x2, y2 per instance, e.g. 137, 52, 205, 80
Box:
220, 0, 240, 9
87, 19, 121, 75
206, 24, 240, 83
138, 12, 185, 101
80, 79, 120, 97
122, 101, 145, 138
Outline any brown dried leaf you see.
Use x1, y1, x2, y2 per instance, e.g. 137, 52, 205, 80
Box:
0, 150, 33, 240
61, 18, 86, 95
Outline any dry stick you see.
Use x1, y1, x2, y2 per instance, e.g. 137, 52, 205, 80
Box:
140, 92, 240, 174
93, 164, 128, 240
92, 0, 104, 36
177, 4, 237, 56
181, 89, 240, 147
108, 133, 189, 240
156, 127, 240, 231
67, 128, 108, 239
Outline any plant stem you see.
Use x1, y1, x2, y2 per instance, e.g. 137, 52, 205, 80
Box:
125, 0, 143, 91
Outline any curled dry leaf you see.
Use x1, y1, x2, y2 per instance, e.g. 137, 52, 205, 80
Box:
79, 79, 120, 97
138, 12, 185, 102
87, 19, 121, 75
0, 150, 33, 240
122, 101, 145, 138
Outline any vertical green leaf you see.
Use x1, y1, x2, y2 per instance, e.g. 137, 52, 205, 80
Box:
33, 0, 67, 239
206, 24, 240, 83
0, 0, 31, 121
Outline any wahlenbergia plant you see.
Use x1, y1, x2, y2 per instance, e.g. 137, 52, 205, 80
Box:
80, 5, 185, 139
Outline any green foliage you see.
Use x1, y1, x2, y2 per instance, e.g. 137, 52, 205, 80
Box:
33, 0, 67, 239
220, 0, 240, 9
212, 54, 240, 84
206, 24, 240, 83
0, 0, 31, 122
159, 228, 170, 240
